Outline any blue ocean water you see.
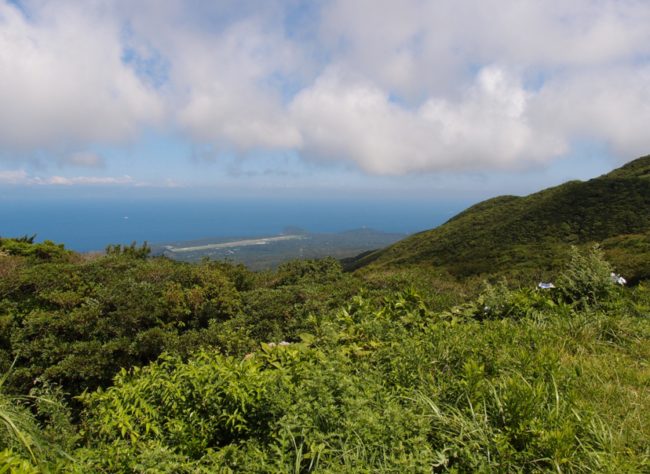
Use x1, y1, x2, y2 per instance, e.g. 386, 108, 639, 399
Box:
0, 197, 468, 251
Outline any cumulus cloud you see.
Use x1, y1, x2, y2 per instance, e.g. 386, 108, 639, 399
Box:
532, 66, 650, 160
0, 1, 163, 151
0, 0, 649, 175
0, 169, 134, 185
290, 67, 566, 174
296, 0, 650, 172
319, 0, 650, 97
173, 20, 303, 150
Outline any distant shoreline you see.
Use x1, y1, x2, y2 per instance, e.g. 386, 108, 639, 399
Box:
165, 234, 305, 253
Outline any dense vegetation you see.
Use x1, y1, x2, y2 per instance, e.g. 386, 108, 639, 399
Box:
350, 155, 650, 281
1, 158, 650, 472
0, 235, 648, 472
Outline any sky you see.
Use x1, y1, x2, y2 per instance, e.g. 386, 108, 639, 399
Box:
1, 0, 650, 202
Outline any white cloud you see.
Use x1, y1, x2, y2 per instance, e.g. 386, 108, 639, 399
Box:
46, 175, 134, 186
116, 1, 307, 151
0, 169, 29, 184
531, 66, 650, 160
0, 169, 136, 186
174, 20, 303, 150
1, 0, 649, 176
319, 0, 650, 97
466, 0, 650, 68
0, 1, 163, 151
290, 67, 566, 174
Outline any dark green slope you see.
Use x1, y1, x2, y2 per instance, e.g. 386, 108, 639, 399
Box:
353, 154, 650, 280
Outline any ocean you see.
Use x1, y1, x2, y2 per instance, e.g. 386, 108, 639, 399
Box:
0, 197, 469, 252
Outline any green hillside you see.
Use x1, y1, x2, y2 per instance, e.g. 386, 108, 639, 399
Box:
351, 154, 650, 281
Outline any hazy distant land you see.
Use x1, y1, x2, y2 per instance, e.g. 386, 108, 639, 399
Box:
151, 228, 407, 270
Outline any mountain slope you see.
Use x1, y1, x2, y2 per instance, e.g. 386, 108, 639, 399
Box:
352, 154, 650, 280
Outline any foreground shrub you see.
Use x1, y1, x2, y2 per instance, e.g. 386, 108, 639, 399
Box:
557, 245, 615, 307
73, 288, 650, 472
0, 367, 76, 472
78, 343, 434, 472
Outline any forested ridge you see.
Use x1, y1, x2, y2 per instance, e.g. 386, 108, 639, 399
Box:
350, 155, 650, 281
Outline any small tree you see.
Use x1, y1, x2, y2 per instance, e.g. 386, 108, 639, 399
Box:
556, 245, 614, 307
105, 241, 151, 259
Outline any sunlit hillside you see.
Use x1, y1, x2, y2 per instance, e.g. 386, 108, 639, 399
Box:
351, 155, 650, 283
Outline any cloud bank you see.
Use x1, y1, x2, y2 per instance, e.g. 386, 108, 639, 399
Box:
0, 169, 134, 186
1, 0, 649, 175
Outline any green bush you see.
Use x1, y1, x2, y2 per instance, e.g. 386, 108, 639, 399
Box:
105, 242, 151, 259
274, 257, 343, 286
557, 246, 615, 307
0, 238, 71, 262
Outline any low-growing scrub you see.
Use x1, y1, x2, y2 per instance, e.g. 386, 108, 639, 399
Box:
0, 239, 647, 472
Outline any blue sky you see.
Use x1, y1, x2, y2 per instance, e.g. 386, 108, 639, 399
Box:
1, 0, 649, 203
